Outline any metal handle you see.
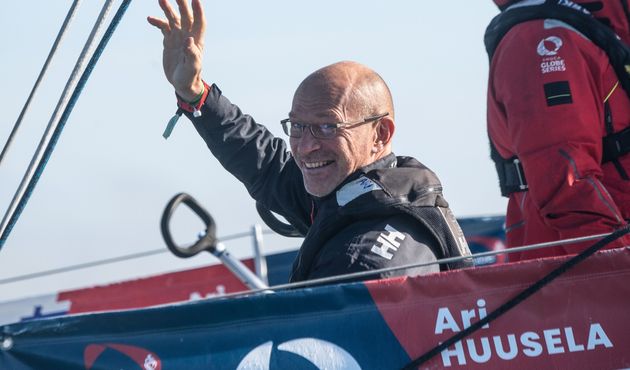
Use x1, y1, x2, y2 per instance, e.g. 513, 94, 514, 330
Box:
160, 193, 269, 290
160, 193, 217, 258
212, 243, 268, 290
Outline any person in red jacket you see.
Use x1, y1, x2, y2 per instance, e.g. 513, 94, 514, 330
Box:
486, 0, 630, 260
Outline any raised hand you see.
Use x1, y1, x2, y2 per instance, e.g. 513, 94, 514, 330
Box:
147, 0, 206, 101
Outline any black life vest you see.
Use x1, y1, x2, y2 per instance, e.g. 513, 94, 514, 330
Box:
485, 0, 630, 196
289, 156, 473, 282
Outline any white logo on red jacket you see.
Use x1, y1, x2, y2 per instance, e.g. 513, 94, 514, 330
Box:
537, 36, 567, 74
537, 36, 563, 56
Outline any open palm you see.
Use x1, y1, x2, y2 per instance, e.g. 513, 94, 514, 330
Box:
148, 0, 206, 101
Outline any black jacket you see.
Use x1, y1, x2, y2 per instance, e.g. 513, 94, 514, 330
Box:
185, 84, 472, 283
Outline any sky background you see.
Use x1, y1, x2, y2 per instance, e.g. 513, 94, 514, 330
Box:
0, 0, 504, 302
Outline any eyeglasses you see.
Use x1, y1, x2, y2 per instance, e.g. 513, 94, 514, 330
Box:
280, 112, 389, 139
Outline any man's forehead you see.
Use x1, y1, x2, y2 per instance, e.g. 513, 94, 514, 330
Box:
288, 110, 342, 123
289, 97, 347, 122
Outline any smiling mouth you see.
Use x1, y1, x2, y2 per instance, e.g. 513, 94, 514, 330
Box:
304, 160, 333, 169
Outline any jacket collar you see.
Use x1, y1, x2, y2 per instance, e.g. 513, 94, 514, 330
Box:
311, 153, 397, 203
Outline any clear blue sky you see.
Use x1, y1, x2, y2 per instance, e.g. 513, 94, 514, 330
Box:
0, 0, 503, 301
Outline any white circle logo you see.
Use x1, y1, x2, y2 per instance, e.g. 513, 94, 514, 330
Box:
237, 338, 361, 370
537, 36, 563, 56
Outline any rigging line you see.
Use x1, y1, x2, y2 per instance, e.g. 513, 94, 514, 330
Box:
240, 231, 612, 293
0, 249, 165, 285
0, 228, 609, 287
0, 228, 279, 285
156, 230, 619, 302
0, 0, 83, 167
0, 226, 611, 288
0, 0, 131, 251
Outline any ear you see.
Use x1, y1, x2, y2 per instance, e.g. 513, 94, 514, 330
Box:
374, 116, 395, 149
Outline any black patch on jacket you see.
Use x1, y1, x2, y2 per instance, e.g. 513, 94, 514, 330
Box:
544, 81, 573, 106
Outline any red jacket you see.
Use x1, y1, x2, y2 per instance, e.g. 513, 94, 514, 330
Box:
487, 0, 630, 260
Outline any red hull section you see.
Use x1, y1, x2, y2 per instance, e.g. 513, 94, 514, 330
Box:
367, 247, 630, 369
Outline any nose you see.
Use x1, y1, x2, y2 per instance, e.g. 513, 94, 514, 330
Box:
293, 128, 322, 155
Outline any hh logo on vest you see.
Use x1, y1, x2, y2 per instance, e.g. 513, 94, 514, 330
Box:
370, 224, 405, 260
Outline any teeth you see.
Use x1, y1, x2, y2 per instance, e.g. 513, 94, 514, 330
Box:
305, 161, 331, 169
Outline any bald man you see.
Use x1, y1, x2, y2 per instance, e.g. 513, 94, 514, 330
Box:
149, 0, 472, 283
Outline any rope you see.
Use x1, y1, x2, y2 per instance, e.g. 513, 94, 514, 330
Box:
0, 249, 165, 285
0, 0, 83, 167
0, 228, 615, 288
0, 228, 279, 285
0, 0, 132, 251
400, 224, 630, 370
228, 230, 612, 292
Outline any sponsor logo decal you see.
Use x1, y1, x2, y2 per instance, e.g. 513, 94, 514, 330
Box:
557, 0, 590, 14
434, 298, 613, 366
336, 176, 382, 206
540, 57, 566, 74
537, 36, 566, 74
537, 36, 563, 56
370, 224, 405, 260
84, 343, 161, 370
536, 36, 567, 74
189, 284, 226, 300
237, 338, 361, 370
144, 354, 159, 370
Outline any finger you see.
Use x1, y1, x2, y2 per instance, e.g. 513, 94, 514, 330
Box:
147, 16, 171, 35
191, 0, 206, 46
176, 0, 193, 32
158, 0, 181, 30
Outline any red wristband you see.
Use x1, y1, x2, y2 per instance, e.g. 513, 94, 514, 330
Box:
176, 81, 211, 113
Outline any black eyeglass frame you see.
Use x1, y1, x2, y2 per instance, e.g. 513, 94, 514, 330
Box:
280, 112, 389, 139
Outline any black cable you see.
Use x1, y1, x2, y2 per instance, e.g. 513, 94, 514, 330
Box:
401, 224, 630, 370
0, 249, 165, 285
0, 229, 279, 285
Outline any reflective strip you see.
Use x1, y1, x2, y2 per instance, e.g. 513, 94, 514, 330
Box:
604, 81, 620, 103
558, 149, 623, 223
438, 207, 471, 257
